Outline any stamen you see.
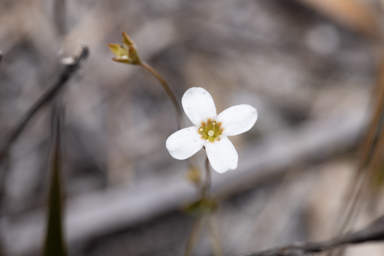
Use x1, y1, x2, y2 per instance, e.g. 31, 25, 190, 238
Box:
199, 119, 222, 143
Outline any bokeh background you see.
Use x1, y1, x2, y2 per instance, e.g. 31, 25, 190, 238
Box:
1, 0, 384, 255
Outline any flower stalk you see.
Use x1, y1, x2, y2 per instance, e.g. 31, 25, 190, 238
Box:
139, 61, 183, 129
201, 156, 212, 198
108, 32, 183, 129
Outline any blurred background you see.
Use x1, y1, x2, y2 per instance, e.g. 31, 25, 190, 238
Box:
0, 0, 384, 255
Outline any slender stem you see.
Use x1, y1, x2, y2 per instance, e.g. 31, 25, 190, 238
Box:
201, 156, 212, 198
140, 61, 183, 129
208, 215, 223, 256
183, 217, 205, 256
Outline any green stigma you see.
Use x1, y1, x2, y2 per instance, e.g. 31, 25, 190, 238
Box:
198, 119, 223, 143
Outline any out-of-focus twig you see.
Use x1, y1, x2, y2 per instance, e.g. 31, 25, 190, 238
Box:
183, 217, 205, 256
0, 46, 89, 164
235, 214, 384, 256
328, 57, 384, 256
53, 0, 66, 37
208, 215, 223, 256
0, 51, 3, 67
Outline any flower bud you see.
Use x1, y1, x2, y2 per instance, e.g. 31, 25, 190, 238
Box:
108, 32, 141, 65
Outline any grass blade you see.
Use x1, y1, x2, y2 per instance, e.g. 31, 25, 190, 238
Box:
42, 103, 67, 256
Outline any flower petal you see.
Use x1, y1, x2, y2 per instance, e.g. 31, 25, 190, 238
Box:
166, 126, 205, 160
182, 87, 217, 126
205, 137, 238, 173
217, 104, 257, 136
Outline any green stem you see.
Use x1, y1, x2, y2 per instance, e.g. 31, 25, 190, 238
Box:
201, 156, 211, 198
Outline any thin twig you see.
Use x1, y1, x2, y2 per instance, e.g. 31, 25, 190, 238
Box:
235, 214, 384, 256
139, 61, 183, 129
208, 215, 223, 256
0, 46, 89, 164
329, 57, 384, 256
0, 51, 3, 67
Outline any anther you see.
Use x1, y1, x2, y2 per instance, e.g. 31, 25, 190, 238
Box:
208, 130, 214, 136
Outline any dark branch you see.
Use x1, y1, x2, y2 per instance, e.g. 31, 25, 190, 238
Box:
0, 46, 89, 163
235, 215, 384, 256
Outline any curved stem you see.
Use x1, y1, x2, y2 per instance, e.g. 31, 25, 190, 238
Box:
140, 61, 183, 129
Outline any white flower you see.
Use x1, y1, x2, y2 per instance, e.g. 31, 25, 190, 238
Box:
166, 87, 258, 173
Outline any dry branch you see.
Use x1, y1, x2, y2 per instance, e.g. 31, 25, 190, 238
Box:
235, 214, 384, 256
0, 46, 89, 163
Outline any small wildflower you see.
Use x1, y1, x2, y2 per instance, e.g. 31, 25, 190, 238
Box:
166, 87, 258, 173
108, 32, 141, 65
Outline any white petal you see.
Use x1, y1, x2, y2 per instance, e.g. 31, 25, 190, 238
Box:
166, 126, 205, 160
217, 104, 257, 136
205, 137, 238, 173
182, 87, 217, 126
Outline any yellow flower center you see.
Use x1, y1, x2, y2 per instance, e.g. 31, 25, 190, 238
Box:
198, 119, 223, 143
